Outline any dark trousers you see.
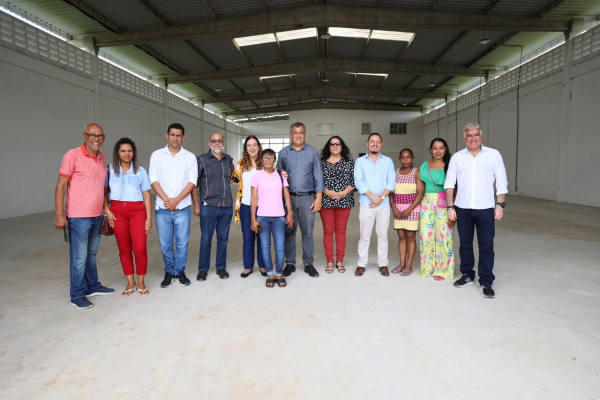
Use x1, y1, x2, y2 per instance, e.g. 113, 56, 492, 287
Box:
198, 204, 233, 272
240, 203, 264, 270
456, 207, 496, 286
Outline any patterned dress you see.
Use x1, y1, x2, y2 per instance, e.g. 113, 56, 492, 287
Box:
418, 161, 455, 280
393, 167, 420, 231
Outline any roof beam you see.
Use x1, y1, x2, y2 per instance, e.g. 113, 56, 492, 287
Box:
225, 101, 422, 116
203, 85, 444, 103
201, 0, 218, 20
93, 5, 571, 48
166, 58, 486, 84
239, 115, 290, 124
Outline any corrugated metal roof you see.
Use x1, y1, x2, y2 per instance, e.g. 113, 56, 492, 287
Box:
280, 38, 319, 61
145, 41, 216, 74
230, 77, 267, 93
209, 0, 264, 19
353, 74, 386, 87
435, 0, 496, 14
291, 73, 320, 87
190, 36, 250, 70
410, 75, 452, 91
241, 42, 284, 66
400, 30, 464, 63
364, 39, 406, 61
380, 74, 419, 89
545, 0, 600, 18
264, 0, 313, 10
491, 0, 558, 17
326, 72, 355, 86
472, 32, 564, 68
262, 76, 293, 90
144, 0, 214, 25
436, 30, 510, 67
328, 37, 366, 59
82, 0, 163, 32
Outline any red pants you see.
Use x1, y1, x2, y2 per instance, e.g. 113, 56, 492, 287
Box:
110, 201, 148, 276
320, 207, 352, 263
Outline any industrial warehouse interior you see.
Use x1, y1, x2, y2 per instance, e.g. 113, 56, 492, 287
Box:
0, 0, 599, 399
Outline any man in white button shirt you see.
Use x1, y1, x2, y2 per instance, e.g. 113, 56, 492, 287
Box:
444, 122, 508, 298
149, 123, 198, 289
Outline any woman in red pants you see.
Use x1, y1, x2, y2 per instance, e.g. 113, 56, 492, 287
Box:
320, 136, 355, 274
104, 138, 152, 297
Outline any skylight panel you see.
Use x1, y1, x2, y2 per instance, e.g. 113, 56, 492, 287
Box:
328, 27, 370, 39
234, 33, 276, 47
370, 30, 414, 42
277, 28, 317, 42
346, 72, 388, 77
260, 75, 295, 79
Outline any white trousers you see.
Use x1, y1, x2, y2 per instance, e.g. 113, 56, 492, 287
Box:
357, 204, 390, 268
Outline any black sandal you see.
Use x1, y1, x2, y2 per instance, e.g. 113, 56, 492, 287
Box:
276, 278, 287, 287
266, 278, 275, 288
240, 269, 253, 278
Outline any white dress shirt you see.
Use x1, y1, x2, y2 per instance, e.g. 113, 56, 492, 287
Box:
149, 145, 198, 210
444, 145, 508, 209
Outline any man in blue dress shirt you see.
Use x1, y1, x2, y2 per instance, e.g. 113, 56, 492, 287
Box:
353, 132, 396, 277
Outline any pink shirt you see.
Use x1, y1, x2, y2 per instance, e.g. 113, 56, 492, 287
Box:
250, 169, 289, 217
59, 144, 107, 218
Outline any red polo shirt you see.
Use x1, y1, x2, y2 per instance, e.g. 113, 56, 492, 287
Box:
59, 144, 106, 218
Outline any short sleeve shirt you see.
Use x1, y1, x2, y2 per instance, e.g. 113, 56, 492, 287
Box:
106, 164, 151, 202
250, 169, 289, 217
58, 144, 106, 218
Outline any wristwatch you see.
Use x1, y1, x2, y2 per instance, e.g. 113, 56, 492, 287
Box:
496, 202, 506, 208
380, 196, 385, 201
447, 206, 455, 210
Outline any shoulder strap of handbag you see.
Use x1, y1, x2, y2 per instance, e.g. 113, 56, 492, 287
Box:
277, 170, 288, 215
426, 162, 442, 195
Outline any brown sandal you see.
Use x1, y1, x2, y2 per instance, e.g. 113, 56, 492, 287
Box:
336, 262, 346, 273
326, 262, 334, 274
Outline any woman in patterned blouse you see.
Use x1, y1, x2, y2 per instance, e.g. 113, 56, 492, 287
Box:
231, 135, 267, 278
320, 136, 356, 274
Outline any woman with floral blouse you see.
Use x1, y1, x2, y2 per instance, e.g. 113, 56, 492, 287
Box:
320, 136, 355, 274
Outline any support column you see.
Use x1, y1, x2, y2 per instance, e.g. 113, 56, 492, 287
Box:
444, 94, 450, 141
91, 52, 102, 123
557, 35, 574, 203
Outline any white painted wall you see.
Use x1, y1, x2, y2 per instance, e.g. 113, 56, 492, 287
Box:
0, 46, 241, 219
242, 109, 425, 167
424, 54, 600, 207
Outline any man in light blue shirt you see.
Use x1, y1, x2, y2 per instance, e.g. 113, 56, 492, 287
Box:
353, 132, 396, 277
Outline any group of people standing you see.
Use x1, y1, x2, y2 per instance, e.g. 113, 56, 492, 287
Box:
54, 120, 507, 310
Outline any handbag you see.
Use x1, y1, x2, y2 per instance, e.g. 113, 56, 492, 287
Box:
100, 164, 115, 236
100, 214, 114, 236
427, 162, 447, 208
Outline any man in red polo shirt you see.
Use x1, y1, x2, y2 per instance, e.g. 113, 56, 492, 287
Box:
54, 123, 115, 309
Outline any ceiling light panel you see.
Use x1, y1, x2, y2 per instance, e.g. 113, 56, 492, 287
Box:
277, 28, 317, 42
234, 33, 276, 47
329, 27, 370, 39
371, 30, 414, 42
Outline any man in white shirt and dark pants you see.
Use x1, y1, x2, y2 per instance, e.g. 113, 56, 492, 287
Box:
444, 122, 508, 298
149, 123, 198, 288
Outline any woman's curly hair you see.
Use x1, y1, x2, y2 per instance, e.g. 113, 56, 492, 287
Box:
112, 137, 139, 176
240, 135, 263, 171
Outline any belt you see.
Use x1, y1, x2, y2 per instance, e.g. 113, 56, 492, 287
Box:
289, 191, 315, 197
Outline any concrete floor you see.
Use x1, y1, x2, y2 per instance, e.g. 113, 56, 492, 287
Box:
0, 195, 599, 399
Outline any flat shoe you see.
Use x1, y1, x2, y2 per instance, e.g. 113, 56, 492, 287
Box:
240, 270, 253, 278
259, 269, 268, 277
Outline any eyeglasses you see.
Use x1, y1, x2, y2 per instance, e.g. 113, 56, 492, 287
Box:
210, 139, 224, 144
262, 156, 275, 161
84, 132, 106, 140
330, 142, 341, 147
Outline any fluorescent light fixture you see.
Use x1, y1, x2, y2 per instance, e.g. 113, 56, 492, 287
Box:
234, 33, 276, 47
322, 78, 330, 82
214, 87, 222, 92
329, 27, 370, 39
478, 38, 491, 45
277, 28, 317, 42
260, 74, 294, 79
346, 72, 388, 77
371, 30, 414, 42
321, 33, 332, 39
429, 82, 437, 87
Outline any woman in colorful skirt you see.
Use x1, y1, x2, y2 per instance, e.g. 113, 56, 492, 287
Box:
419, 138, 455, 281
390, 149, 424, 276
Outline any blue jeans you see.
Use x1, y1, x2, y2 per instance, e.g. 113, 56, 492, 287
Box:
198, 205, 233, 272
258, 216, 286, 276
68, 216, 103, 301
456, 207, 496, 286
240, 204, 264, 270
155, 207, 191, 274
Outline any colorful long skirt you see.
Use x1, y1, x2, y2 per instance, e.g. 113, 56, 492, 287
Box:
419, 193, 455, 279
